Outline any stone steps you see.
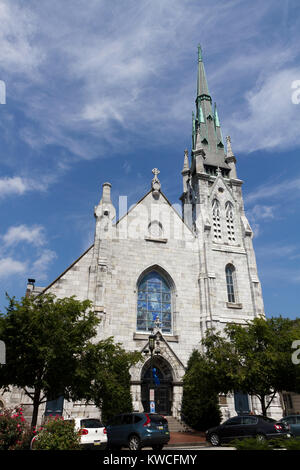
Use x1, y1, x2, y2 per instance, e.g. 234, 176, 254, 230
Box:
165, 415, 194, 433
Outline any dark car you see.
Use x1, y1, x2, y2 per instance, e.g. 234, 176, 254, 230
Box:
279, 415, 300, 437
106, 412, 170, 450
206, 415, 291, 446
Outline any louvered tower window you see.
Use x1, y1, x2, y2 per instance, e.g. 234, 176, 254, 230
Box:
212, 199, 222, 240
225, 201, 235, 242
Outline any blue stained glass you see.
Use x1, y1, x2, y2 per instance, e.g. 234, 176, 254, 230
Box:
138, 300, 147, 310
162, 293, 171, 302
162, 303, 171, 313
148, 292, 161, 302
139, 281, 147, 291
148, 283, 160, 293
138, 291, 147, 300
137, 271, 172, 332
162, 312, 171, 321
148, 301, 160, 311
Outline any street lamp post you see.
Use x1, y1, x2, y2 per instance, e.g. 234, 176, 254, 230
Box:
143, 317, 161, 413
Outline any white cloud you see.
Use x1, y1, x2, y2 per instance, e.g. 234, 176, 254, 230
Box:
247, 204, 276, 220
0, 173, 62, 200
228, 67, 300, 153
0, 176, 29, 198
0, 257, 27, 278
2, 224, 46, 247
0, 0, 296, 163
245, 177, 300, 205
31, 249, 57, 280
0, 224, 56, 283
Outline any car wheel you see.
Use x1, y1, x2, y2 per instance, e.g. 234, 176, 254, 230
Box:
256, 433, 266, 442
128, 435, 141, 451
210, 433, 220, 446
152, 444, 164, 451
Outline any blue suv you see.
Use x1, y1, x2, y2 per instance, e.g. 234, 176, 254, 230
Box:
106, 412, 170, 450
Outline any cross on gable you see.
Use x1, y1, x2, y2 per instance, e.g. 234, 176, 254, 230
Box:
152, 168, 160, 180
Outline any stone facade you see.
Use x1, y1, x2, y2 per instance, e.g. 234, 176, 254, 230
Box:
1, 47, 284, 424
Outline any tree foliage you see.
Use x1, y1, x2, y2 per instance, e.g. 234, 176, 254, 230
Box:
202, 316, 300, 415
0, 293, 142, 427
72, 338, 142, 424
181, 350, 222, 431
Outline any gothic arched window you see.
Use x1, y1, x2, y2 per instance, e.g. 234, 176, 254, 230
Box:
225, 264, 236, 303
225, 201, 235, 242
212, 198, 222, 241
137, 271, 171, 333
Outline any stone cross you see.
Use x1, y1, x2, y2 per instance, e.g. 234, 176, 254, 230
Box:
151, 168, 161, 195
152, 168, 160, 182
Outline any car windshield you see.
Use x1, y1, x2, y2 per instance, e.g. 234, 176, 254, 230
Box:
80, 419, 103, 428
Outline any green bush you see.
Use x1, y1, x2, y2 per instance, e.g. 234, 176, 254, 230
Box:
33, 416, 81, 450
275, 437, 300, 450
228, 437, 271, 450
228, 437, 300, 450
0, 407, 32, 450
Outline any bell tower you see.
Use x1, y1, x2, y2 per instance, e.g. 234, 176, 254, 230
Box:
181, 46, 265, 334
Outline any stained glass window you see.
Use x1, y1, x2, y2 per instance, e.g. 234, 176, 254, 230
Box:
137, 271, 171, 333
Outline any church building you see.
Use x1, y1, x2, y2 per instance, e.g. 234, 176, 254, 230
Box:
4, 47, 283, 423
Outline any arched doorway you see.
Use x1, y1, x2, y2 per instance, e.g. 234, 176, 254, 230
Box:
141, 357, 173, 415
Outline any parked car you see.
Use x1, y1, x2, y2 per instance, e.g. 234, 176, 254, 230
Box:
206, 415, 291, 446
30, 417, 107, 450
279, 415, 300, 437
106, 412, 170, 450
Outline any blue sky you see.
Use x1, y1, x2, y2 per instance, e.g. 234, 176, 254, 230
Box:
1, 0, 300, 318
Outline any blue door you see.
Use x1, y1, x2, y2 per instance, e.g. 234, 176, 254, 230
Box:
234, 392, 250, 415
45, 396, 64, 417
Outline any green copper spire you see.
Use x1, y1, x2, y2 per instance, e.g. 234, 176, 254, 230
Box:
198, 44, 202, 62
214, 103, 220, 127
196, 45, 210, 99
192, 45, 228, 170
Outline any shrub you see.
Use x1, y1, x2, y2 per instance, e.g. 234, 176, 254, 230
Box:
33, 416, 81, 450
228, 437, 271, 450
0, 407, 32, 450
228, 437, 300, 450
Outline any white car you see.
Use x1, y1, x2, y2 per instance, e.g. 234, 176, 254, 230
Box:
72, 417, 108, 449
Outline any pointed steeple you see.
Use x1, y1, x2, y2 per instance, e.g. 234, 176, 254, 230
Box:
197, 44, 211, 100
192, 46, 229, 175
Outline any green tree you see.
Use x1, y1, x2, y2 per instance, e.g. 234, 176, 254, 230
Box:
202, 316, 300, 416
0, 294, 99, 428
181, 350, 222, 431
71, 338, 142, 424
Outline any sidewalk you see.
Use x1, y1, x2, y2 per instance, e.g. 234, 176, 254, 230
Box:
166, 431, 209, 447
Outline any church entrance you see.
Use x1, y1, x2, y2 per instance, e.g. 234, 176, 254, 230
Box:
141, 358, 173, 415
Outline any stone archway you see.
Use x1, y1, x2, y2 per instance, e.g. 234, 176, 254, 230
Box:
141, 356, 173, 416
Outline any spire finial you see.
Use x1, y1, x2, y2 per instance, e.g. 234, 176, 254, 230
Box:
182, 149, 189, 171
198, 44, 202, 62
226, 136, 234, 158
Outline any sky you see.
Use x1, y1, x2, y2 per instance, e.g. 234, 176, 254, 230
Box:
0, 0, 300, 318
